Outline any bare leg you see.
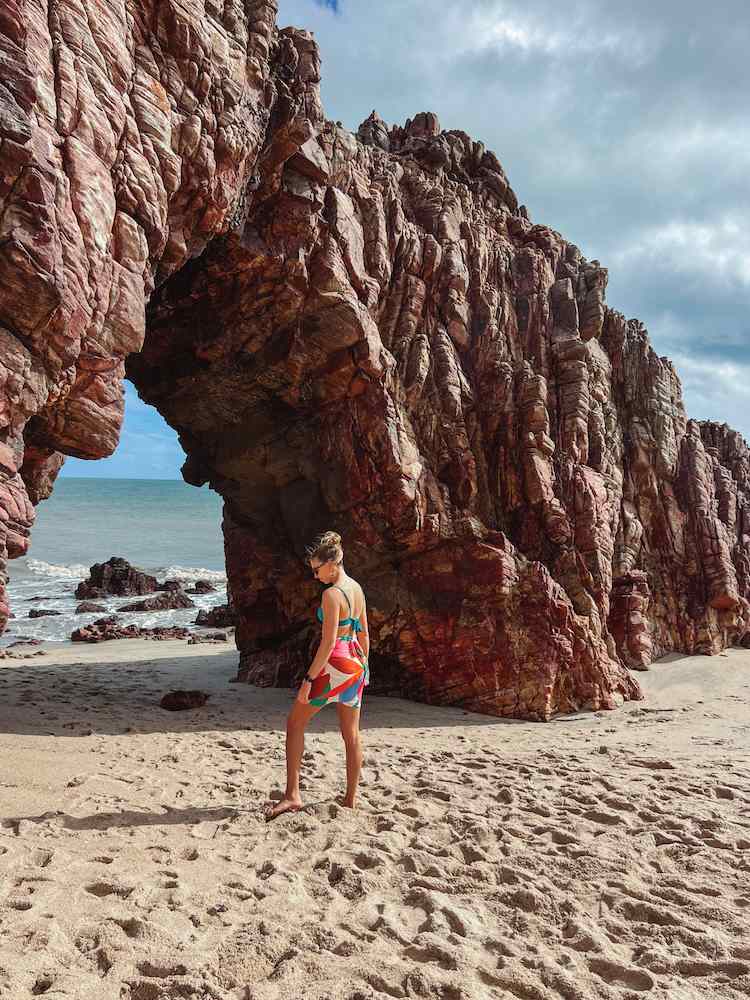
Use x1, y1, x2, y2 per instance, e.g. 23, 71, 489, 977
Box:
337, 703, 362, 809
265, 700, 320, 821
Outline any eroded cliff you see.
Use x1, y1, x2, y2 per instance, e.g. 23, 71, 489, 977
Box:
1, 1, 748, 718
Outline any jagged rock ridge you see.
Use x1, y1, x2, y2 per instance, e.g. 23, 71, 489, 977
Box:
1, 2, 748, 719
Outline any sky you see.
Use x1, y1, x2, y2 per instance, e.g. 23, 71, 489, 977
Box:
62, 0, 749, 478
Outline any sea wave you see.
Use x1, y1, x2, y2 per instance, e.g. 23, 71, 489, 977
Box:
157, 565, 227, 584
23, 558, 226, 585
26, 559, 89, 580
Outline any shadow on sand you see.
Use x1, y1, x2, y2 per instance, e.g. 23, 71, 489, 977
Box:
0, 648, 547, 739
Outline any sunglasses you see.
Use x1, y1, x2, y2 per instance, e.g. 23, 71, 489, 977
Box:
310, 559, 341, 577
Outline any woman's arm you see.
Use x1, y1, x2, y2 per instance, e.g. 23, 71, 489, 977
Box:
359, 599, 370, 660
307, 587, 339, 678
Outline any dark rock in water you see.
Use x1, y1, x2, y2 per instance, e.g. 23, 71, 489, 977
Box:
8, 638, 42, 647
120, 591, 194, 612
71, 617, 191, 643
158, 579, 184, 592
187, 579, 216, 594
28, 608, 61, 618
26, 596, 48, 601
160, 690, 210, 711
195, 605, 235, 628
76, 557, 158, 599
188, 632, 228, 644
75, 601, 108, 614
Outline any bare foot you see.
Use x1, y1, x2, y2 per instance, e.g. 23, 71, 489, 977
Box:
265, 796, 303, 822
339, 795, 356, 810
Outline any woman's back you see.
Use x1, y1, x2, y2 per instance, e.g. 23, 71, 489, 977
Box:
320, 577, 364, 633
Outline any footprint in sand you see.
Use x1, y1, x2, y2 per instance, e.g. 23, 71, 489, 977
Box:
30, 973, 55, 995
84, 880, 134, 898
8, 897, 33, 911
136, 960, 189, 978
588, 957, 655, 991
31, 849, 54, 868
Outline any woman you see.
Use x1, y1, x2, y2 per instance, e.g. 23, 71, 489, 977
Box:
265, 531, 370, 821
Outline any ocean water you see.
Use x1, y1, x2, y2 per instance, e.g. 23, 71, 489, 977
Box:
4, 479, 227, 647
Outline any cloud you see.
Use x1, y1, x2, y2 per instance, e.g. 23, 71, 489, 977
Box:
612, 217, 750, 289
460, 6, 660, 66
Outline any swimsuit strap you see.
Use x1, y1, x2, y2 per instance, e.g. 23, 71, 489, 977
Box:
330, 584, 353, 615
317, 583, 362, 633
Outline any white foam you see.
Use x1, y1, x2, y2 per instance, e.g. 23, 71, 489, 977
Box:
158, 565, 227, 584
26, 559, 89, 580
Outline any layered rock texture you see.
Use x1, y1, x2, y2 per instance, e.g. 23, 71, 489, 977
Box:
1, 2, 749, 718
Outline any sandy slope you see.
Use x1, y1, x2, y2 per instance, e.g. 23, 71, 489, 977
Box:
1, 639, 749, 999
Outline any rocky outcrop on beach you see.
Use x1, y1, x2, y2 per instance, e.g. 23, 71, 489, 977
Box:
1, 2, 749, 717
75, 558, 158, 600
71, 617, 191, 643
195, 605, 236, 629
187, 580, 217, 595
120, 591, 194, 613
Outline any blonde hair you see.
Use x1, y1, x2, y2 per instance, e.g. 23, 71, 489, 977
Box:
307, 530, 343, 565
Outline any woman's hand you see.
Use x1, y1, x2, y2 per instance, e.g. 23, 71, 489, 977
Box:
296, 679, 311, 705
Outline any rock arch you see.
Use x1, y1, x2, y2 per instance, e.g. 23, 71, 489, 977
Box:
2, 1, 748, 719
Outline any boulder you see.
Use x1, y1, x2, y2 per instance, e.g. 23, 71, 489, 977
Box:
195, 605, 235, 629
75, 558, 158, 599
160, 690, 210, 711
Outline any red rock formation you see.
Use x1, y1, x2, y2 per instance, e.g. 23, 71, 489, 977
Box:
2, 2, 749, 718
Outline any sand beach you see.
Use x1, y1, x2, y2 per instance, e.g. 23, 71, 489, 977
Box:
1, 640, 749, 999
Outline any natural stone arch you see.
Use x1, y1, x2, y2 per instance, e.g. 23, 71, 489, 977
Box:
2, 1, 749, 719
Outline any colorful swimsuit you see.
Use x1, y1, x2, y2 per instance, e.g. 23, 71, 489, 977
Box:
308, 585, 369, 710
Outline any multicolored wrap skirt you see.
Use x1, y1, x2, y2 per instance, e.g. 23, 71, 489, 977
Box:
309, 636, 369, 709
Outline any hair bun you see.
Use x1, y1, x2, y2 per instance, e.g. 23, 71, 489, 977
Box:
306, 530, 344, 563
320, 531, 342, 546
